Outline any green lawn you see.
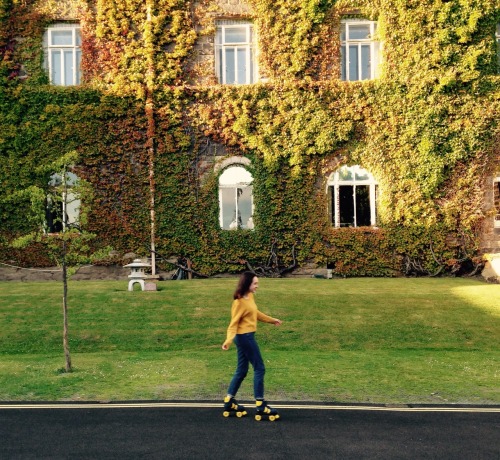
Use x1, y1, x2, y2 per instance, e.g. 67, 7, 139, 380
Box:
0, 277, 499, 404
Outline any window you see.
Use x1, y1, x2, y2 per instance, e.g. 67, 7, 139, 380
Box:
340, 20, 379, 81
46, 172, 80, 233
496, 24, 500, 74
44, 24, 82, 86
215, 21, 256, 85
494, 177, 500, 228
328, 165, 377, 227
219, 166, 254, 230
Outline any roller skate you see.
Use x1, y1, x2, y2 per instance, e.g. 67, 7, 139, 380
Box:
255, 400, 280, 422
222, 396, 247, 418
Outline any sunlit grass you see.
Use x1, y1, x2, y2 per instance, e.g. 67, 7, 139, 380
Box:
451, 284, 500, 318
0, 277, 498, 404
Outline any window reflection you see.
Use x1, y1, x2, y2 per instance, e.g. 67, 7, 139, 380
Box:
219, 166, 254, 230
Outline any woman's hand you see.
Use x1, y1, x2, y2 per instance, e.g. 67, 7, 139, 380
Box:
222, 343, 229, 350
273, 318, 282, 326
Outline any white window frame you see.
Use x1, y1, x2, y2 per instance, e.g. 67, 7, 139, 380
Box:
328, 165, 377, 228
215, 21, 256, 85
340, 19, 379, 81
44, 23, 82, 86
218, 166, 254, 230
494, 176, 500, 228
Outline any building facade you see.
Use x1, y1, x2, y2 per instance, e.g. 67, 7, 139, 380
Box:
0, 0, 499, 279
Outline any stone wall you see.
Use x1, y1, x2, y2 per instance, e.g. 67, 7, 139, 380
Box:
0, 264, 176, 282
0, 264, 129, 282
480, 172, 500, 254
214, 0, 252, 14
479, 170, 500, 282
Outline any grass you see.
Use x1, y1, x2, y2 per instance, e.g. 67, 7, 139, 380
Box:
0, 277, 499, 404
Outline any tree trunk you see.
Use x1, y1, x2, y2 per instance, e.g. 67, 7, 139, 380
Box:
62, 173, 72, 373
62, 247, 72, 373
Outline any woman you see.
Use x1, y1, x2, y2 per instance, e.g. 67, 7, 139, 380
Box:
221, 271, 282, 421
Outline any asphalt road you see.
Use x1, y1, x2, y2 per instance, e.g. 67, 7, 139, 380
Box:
1, 402, 499, 459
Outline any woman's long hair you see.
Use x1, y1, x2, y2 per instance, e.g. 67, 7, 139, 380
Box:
233, 271, 256, 299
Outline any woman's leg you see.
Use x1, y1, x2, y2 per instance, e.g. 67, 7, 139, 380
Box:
226, 335, 249, 397
237, 333, 266, 399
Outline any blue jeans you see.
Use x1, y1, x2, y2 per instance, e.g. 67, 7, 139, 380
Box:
227, 332, 265, 400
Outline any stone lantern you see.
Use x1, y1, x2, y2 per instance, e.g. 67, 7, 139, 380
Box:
124, 259, 155, 291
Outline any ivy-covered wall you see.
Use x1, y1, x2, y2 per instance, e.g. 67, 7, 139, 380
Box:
0, 0, 499, 277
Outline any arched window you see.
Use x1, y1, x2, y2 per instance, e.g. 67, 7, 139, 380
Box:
219, 166, 254, 230
328, 165, 377, 227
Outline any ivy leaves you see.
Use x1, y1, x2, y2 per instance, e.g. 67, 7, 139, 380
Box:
230, 84, 354, 168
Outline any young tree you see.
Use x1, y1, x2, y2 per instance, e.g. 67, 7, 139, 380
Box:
11, 151, 109, 373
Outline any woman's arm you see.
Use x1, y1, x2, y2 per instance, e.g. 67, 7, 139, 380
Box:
222, 299, 243, 350
257, 310, 282, 326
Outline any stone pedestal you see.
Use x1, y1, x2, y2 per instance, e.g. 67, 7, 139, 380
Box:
481, 253, 500, 282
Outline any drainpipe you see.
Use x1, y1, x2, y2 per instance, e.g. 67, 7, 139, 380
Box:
145, 2, 156, 276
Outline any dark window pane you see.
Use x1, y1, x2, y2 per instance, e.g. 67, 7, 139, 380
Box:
331, 186, 336, 225
356, 185, 371, 226
339, 185, 354, 227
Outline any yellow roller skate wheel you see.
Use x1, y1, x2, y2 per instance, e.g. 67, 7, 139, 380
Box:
255, 414, 262, 421
223, 411, 230, 417
269, 415, 276, 422
236, 411, 243, 417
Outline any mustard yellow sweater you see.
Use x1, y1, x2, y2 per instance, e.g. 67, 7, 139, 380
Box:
223, 293, 274, 348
